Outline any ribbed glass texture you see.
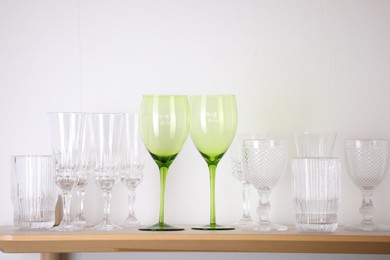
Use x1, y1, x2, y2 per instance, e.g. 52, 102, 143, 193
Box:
292, 158, 340, 232
11, 155, 57, 230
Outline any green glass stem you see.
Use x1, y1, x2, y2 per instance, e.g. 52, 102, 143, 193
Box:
209, 164, 217, 227
159, 166, 168, 226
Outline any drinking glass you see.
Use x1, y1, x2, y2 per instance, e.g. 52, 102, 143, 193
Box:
293, 131, 337, 157
190, 95, 237, 230
48, 112, 86, 231
243, 139, 288, 231
73, 114, 93, 228
121, 113, 146, 228
11, 155, 58, 230
91, 113, 124, 231
292, 158, 340, 232
139, 95, 189, 231
344, 139, 390, 231
229, 133, 268, 227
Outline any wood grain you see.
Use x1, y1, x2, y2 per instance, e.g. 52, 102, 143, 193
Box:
0, 226, 389, 255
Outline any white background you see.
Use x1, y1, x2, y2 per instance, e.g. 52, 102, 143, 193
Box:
1, 0, 390, 259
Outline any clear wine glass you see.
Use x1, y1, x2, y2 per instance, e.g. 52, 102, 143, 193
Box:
48, 112, 86, 232
121, 113, 146, 228
189, 95, 237, 230
139, 95, 190, 231
229, 133, 268, 227
344, 139, 390, 231
243, 139, 288, 231
72, 113, 93, 228
90, 113, 124, 231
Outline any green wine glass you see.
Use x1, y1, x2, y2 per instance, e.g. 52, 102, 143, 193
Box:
139, 95, 190, 231
189, 95, 238, 230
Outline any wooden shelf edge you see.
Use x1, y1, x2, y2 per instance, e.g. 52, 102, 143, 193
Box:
0, 226, 389, 255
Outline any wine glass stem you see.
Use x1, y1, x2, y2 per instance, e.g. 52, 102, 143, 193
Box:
102, 190, 112, 223
76, 188, 85, 218
242, 182, 251, 219
209, 164, 217, 227
257, 189, 271, 225
159, 166, 168, 225
62, 191, 72, 225
127, 188, 136, 218
360, 190, 375, 225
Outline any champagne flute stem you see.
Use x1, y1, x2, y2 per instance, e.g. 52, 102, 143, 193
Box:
102, 190, 112, 223
209, 164, 217, 227
360, 189, 375, 225
159, 166, 168, 225
127, 188, 136, 217
242, 182, 251, 219
76, 188, 85, 218
62, 191, 72, 225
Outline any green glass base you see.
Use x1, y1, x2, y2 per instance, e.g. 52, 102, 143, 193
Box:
192, 224, 235, 231
139, 223, 185, 231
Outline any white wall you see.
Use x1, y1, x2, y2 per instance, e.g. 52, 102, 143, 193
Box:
1, 0, 390, 259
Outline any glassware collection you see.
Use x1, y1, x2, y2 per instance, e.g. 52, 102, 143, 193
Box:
9, 95, 390, 233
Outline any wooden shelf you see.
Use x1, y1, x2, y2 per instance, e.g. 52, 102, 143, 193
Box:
0, 226, 390, 255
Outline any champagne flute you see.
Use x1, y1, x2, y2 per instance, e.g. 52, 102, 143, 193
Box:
139, 95, 189, 231
121, 113, 146, 228
229, 133, 267, 227
91, 113, 124, 231
190, 95, 237, 230
48, 112, 86, 232
73, 114, 93, 228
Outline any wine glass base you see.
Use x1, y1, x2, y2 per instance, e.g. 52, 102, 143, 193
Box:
192, 224, 235, 231
249, 223, 288, 232
51, 223, 82, 232
91, 221, 123, 231
234, 217, 253, 227
344, 223, 390, 232
72, 217, 93, 229
122, 220, 141, 228
139, 223, 184, 231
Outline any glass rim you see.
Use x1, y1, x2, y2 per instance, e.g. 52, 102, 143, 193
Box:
292, 131, 337, 135
291, 157, 339, 160
142, 94, 188, 98
243, 139, 288, 146
47, 112, 85, 115
10, 155, 52, 158
189, 94, 236, 98
344, 138, 390, 146
89, 112, 126, 116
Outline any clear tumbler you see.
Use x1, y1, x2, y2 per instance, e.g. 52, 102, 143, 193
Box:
292, 157, 340, 232
11, 155, 58, 230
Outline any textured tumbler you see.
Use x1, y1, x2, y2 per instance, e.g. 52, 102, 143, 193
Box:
11, 155, 58, 230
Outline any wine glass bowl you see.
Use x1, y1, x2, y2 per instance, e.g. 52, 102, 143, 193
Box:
189, 95, 237, 230
139, 95, 190, 231
243, 139, 288, 231
344, 139, 390, 231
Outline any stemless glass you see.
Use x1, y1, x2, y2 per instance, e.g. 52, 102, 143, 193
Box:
73, 114, 93, 228
344, 139, 390, 231
243, 139, 288, 231
11, 155, 58, 230
229, 133, 268, 227
91, 113, 124, 231
293, 131, 337, 157
139, 95, 189, 231
190, 95, 237, 230
121, 113, 146, 228
48, 112, 86, 232
292, 158, 340, 232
